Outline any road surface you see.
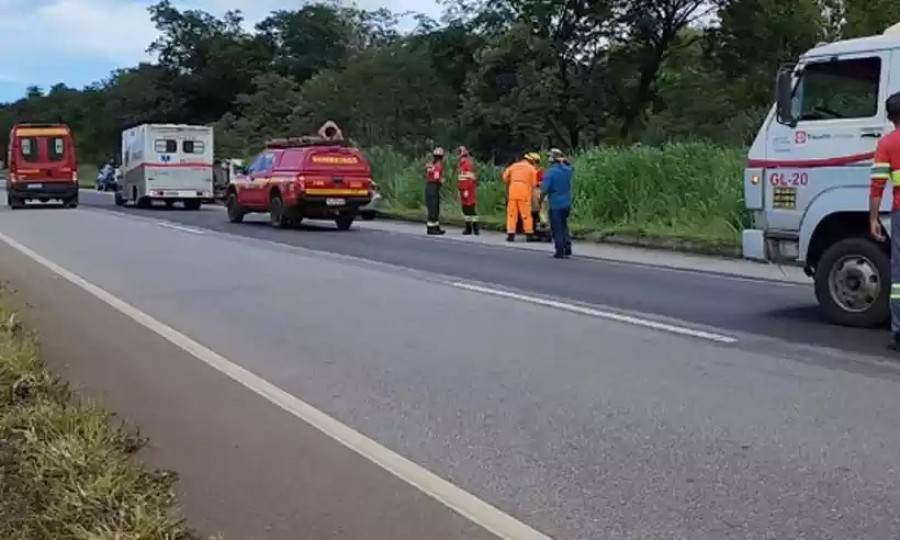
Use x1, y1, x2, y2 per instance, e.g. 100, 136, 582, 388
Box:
0, 191, 899, 539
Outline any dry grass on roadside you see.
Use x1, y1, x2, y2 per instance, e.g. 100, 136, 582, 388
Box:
0, 305, 207, 540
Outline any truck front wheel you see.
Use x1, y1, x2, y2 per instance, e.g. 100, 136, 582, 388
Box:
814, 237, 890, 328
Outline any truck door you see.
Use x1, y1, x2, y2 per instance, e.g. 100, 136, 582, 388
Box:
763, 51, 889, 234
241, 151, 274, 208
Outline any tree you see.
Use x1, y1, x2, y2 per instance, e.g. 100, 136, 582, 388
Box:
256, 6, 356, 83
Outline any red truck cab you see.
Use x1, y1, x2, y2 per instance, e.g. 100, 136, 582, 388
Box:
225, 137, 373, 230
6, 123, 79, 208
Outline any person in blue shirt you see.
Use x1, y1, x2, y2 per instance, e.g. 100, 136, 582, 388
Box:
539, 148, 573, 259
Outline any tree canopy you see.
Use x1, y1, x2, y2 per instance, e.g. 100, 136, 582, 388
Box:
0, 0, 895, 163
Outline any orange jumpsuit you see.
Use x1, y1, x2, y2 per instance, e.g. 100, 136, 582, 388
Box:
502, 160, 538, 234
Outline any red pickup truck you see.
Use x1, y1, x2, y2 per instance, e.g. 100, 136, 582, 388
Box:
225, 137, 373, 230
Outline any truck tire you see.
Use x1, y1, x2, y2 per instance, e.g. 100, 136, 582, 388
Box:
183, 199, 201, 210
335, 213, 355, 231
7, 194, 23, 209
269, 193, 288, 228
814, 236, 890, 328
226, 193, 244, 223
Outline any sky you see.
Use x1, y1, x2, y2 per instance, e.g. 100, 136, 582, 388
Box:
0, 0, 442, 103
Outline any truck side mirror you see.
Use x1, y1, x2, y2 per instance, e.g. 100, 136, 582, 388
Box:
775, 67, 797, 127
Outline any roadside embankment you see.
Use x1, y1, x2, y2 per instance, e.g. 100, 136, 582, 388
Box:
366, 143, 747, 256
0, 299, 203, 539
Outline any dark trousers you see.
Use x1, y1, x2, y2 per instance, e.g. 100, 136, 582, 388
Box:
549, 207, 571, 256
424, 183, 441, 225
892, 211, 900, 335
461, 204, 477, 220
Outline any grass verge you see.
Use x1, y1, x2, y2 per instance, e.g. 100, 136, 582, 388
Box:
365, 142, 747, 255
78, 164, 98, 189
0, 301, 205, 539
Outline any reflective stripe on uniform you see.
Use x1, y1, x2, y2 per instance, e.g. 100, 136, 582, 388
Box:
458, 172, 475, 180
890, 170, 900, 185
873, 162, 891, 180
891, 283, 900, 300
427, 221, 440, 227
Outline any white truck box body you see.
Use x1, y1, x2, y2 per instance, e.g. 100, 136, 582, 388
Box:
120, 124, 214, 204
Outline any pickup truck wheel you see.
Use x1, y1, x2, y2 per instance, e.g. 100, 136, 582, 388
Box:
7, 195, 23, 209
335, 213, 355, 231
815, 237, 890, 328
269, 194, 287, 228
226, 194, 244, 223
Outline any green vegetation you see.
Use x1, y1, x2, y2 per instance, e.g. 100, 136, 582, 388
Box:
0, 303, 203, 539
367, 143, 747, 249
2, 0, 898, 248
78, 164, 98, 189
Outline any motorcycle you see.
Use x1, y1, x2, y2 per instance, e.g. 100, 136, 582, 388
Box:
96, 167, 119, 192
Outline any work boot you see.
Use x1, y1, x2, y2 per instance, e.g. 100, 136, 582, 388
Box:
428, 225, 446, 235
889, 333, 900, 351
506, 233, 515, 242
463, 222, 473, 235
472, 222, 480, 235
525, 234, 539, 243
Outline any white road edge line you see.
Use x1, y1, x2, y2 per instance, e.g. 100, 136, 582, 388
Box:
157, 222, 206, 235
451, 281, 737, 344
0, 231, 551, 540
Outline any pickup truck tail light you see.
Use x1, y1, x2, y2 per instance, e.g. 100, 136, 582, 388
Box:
8, 173, 16, 182
72, 171, 78, 183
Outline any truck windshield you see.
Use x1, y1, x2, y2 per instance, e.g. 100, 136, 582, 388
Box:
795, 57, 880, 121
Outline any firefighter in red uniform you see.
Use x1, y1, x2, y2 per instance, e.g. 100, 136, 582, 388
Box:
425, 147, 446, 235
870, 91, 900, 349
457, 146, 479, 235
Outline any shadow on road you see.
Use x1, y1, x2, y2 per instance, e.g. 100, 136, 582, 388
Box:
766, 304, 891, 331
240, 220, 347, 233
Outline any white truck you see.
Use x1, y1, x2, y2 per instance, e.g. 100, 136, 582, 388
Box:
743, 23, 900, 328
116, 123, 214, 209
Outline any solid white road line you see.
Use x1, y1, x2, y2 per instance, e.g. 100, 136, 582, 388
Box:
451, 281, 737, 344
0, 231, 552, 540
157, 222, 206, 235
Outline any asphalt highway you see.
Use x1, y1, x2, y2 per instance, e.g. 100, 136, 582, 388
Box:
3, 191, 900, 539
79, 189, 891, 360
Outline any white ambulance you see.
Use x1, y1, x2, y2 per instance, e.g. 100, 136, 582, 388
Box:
117, 123, 214, 209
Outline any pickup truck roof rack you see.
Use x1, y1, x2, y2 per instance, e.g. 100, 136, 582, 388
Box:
12, 122, 69, 128
265, 136, 350, 149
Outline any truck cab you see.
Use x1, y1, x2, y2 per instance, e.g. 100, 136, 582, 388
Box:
743, 25, 900, 328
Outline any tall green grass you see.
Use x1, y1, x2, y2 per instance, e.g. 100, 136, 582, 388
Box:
364, 143, 748, 246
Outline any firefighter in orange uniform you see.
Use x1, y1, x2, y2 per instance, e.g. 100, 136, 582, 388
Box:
425, 147, 446, 235
502, 153, 539, 242
457, 146, 479, 235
